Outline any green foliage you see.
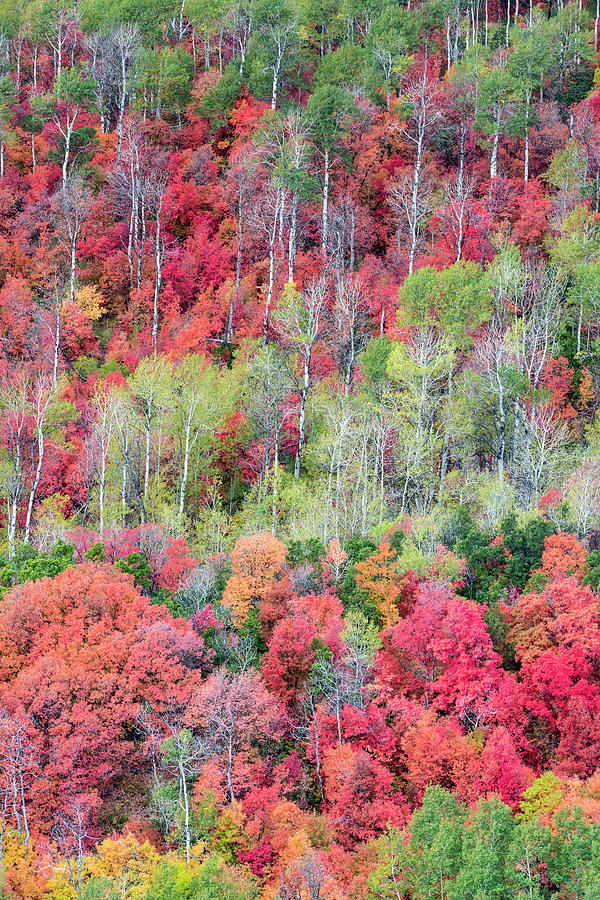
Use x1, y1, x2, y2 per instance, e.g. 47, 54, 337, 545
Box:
360, 335, 393, 387
78, 877, 118, 900
338, 537, 381, 621
583, 549, 600, 593
450, 798, 516, 900
454, 515, 554, 606
410, 787, 467, 898
114, 550, 153, 593
286, 537, 325, 567
520, 772, 563, 822
200, 62, 244, 131
501, 514, 555, 590
369, 789, 600, 900
85, 541, 108, 561
399, 261, 489, 349
306, 82, 357, 152
134, 47, 193, 118
0, 540, 74, 592
454, 524, 506, 603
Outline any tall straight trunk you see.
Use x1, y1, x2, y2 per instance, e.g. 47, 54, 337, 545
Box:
143, 424, 151, 516
263, 194, 281, 340
137, 193, 146, 291
62, 119, 74, 187
178, 422, 192, 520
52, 310, 61, 388
321, 148, 330, 253
271, 60, 280, 110
523, 93, 530, 182
121, 433, 128, 527
177, 756, 191, 863
288, 189, 298, 281
438, 366, 453, 500
116, 54, 127, 168
152, 211, 162, 356
271, 435, 279, 534
70, 240, 77, 305
25, 429, 44, 543
228, 198, 243, 342
490, 108, 501, 180
99, 450, 107, 535
294, 361, 310, 479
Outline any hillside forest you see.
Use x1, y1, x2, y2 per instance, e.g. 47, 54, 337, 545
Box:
2, 0, 600, 896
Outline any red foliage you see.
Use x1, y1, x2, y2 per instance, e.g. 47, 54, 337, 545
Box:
262, 617, 317, 706
322, 743, 407, 847
0, 563, 211, 828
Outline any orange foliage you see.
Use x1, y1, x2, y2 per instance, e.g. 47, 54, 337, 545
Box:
2, 832, 46, 899
401, 713, 482, 804
355, 543, 405, 626
222, 532, 287, 625
322, 539, 348, 587
579, 367, 596, 412
540, 531, 588, 582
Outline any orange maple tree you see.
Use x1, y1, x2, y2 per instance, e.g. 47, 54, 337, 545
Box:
222, 531, 287, 625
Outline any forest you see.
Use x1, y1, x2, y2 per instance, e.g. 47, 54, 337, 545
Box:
1, 0, 600, 895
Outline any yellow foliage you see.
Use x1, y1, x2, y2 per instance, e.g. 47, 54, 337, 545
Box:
74, 284, 105, 321
83, 833, 159, 898
1, 831, 46, 900
213, 801, 248, 863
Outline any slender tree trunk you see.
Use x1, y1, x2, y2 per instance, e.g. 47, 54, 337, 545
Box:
272, 435, 279, 534
179, 423, 191, 520
294, 362, 310, 479
152, 212, 162, 356
321, 148, 329, 253
70, 240, 77, 305
177, 755, 191, 863
25, 428, 44, 543
288, 189, 298, 281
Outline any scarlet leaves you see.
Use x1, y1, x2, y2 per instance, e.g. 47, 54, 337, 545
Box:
508, 574, 600, 774
322, 743, 407, 847
0, 562, 211, 826
261, 617, 317, 706
378, 579, 505, 726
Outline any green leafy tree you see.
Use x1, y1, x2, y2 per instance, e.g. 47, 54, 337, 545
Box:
507, 818, 551, 900
368, 6, 416, 111
134, 46, 193, 120
507, 22, 555, 183
0, 539, 74, 594
306, 82, 357, 252
549, 806, 595, 900
0, 75, 16, 178
475, 58, 511, 182
409, 786, 467, 900
252, 0, 299, 110
38, 66, 97, 186
450, 798, 516, 900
